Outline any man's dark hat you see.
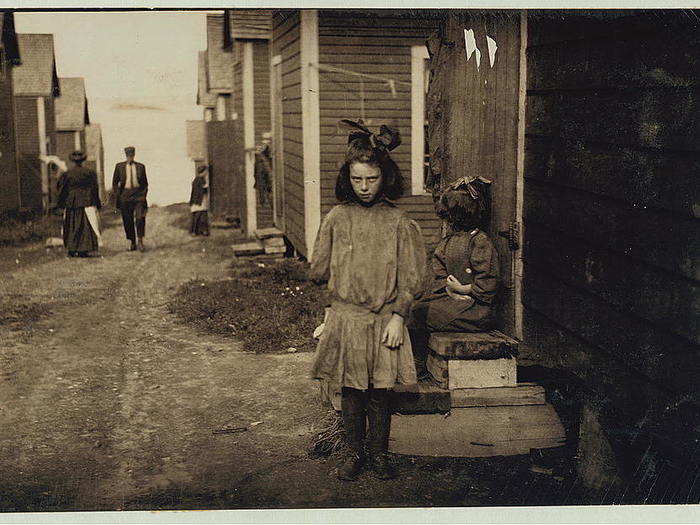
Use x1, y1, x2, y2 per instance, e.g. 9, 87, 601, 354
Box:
124, 146, 136, 154
70, 150, 87, 162
339, 119, 401, 152
197, 165, 208, 174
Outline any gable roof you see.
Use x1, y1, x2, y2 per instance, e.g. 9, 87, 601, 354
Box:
55, 77, 90, 131
206, 14, 233, 94
224, 9, 272, 46
1, 12, 21, 64
85, 123, 103, 161
13, 34, 59, 97
196, 50, 217, 108
186, 120, 206, 161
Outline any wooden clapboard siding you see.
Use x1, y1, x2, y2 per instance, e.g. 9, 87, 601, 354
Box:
273, 10, 305, 252
317, 10, 441, 247
522, 11, 700, 482
206, 119, 245, 223
0, 47, 20, 215
253, 40, 271, 143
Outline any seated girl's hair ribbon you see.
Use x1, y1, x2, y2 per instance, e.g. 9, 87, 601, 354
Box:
339, 119, 401, 152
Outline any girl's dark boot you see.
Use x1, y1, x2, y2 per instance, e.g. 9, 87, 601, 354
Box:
337, 388, 366, 481
367, 388, 397, 480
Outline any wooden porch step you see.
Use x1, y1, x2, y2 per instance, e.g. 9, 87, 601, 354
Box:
429, 330, 519, 359
389, 404, 566, 458
391, 382, 546, 414
232, 240, 264, 256
254, 227, 284, 240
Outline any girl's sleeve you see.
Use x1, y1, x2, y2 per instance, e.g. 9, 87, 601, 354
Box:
309, 209, 334, 284
430, 240, 448, 293
393, 216, 428, 318
469, 233, 499, 304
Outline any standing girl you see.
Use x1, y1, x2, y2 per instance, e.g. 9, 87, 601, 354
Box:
189, 165, 210, 236
310, 120, 427, 481
56, 151, 102, 257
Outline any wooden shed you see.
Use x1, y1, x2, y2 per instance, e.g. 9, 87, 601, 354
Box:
185, 119, 207, 175
196, 50, 217, 122
84, 123, 105, 202
224, 8, 273, 235
0, 11, 21, 216
427, 9, 699, 502
270, 9, 443, 258
53, 77, 90, 206
12, 33, 60, 213
200, 14, 245, 224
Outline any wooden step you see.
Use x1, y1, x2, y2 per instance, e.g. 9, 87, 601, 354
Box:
451, 383, 545, 408
389, 404, 566, 458
254, 227, 284, 240
232, 240, 264, 256
427, 352, 517, 389
429, 330, 519, 359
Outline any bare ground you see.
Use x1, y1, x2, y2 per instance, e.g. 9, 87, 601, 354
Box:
0, 205, 585, 512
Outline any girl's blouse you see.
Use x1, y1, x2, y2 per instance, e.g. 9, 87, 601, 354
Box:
310, 201, 427, 318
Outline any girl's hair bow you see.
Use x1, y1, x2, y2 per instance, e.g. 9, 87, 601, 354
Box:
339, 119, 401, 152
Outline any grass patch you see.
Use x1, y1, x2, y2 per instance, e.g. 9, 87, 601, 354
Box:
0, 300, 53, 329
0, 212, 63, 247
168, 258, 326, 354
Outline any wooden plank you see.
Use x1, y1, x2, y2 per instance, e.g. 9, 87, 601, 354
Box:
525, 135, 700, 218
526, 223, 699, 344
451, 383, 545, 408
254, 227, 284, 240
389, 404, 566, 457
524, 179, 700, 282
232, 240, 264, 256
448, 358, 517, 390
523, 266, 700, 395
429, 330, 519, 358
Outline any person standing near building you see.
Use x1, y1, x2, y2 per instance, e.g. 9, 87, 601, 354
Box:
189, 165, 210, 236
112, 146, 148, 252
55, 151, 102, 257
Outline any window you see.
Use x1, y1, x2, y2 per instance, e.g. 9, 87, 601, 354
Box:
411, 45, 430, 195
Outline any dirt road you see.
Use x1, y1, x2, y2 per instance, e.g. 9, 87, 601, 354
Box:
0, 206, 573, 511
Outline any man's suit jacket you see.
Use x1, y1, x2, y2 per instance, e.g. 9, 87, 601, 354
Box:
112, 161, 148, 208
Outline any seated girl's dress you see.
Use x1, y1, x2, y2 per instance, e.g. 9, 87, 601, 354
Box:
411, 228, 499, 332
310, 200, 427, 392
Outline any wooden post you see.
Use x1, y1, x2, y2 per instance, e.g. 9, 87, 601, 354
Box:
36, 96, 49, 214
426, 11, 523, 337
243, 41, 257, 237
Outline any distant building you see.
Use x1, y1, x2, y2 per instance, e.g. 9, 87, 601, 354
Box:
224, 9, 274, 234
54, 77, 90, 206
0, 11, 22, 216
185, 119, 206, 174
12, 33, 60, 213
196, 51, 216, 122
85, 123, 105, 202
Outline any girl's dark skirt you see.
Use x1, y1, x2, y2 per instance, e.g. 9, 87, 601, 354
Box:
190, 211, 210, 236
63, 207, 99, 253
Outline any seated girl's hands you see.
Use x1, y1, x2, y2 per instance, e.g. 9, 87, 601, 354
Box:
382, 313, 405, 349
446, 274, 472, 295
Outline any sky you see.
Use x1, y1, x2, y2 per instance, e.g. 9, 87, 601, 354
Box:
15, 11, 209, 206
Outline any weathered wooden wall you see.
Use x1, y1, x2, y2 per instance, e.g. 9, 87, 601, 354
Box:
14, 96, 42, 211
317, 10, 442, 249
272, 11, 305, 252
0, 50, 20, 215
523, 10, 699, 500
206, 119, 245, 224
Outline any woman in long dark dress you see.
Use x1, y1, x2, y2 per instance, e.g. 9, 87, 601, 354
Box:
189, 165, 210, 236
56, 151, 102, 257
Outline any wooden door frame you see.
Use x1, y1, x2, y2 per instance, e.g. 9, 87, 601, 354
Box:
270, 53, 285, 231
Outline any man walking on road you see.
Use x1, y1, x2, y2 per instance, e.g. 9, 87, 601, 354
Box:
112, 146, 148, 252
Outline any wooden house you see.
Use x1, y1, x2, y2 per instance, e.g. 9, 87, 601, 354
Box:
270, 9, 443, 257
223, 8, 273, 235
12, 33, 60, 213
200, 14, 244, 225
426, 10, 699, 502
0, 11, 21, 216
196, 50, 217, 122
185, 119, 206, 174
85, 123, 105, 202
53, 77, 89, 205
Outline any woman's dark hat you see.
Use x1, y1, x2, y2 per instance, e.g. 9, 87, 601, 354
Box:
197, 165, 208, 174
70, 151, 87, 162
339, 119, 401, 152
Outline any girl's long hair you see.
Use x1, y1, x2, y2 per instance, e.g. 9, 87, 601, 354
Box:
335, 135, 404, 203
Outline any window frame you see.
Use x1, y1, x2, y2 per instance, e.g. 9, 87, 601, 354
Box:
410, 44, 430, 196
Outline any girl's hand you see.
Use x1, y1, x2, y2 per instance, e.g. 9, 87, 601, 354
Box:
382, 313, 405, 349
446, 274, 473, 295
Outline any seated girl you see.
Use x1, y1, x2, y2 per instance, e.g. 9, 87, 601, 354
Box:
408, 177, 500, 372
